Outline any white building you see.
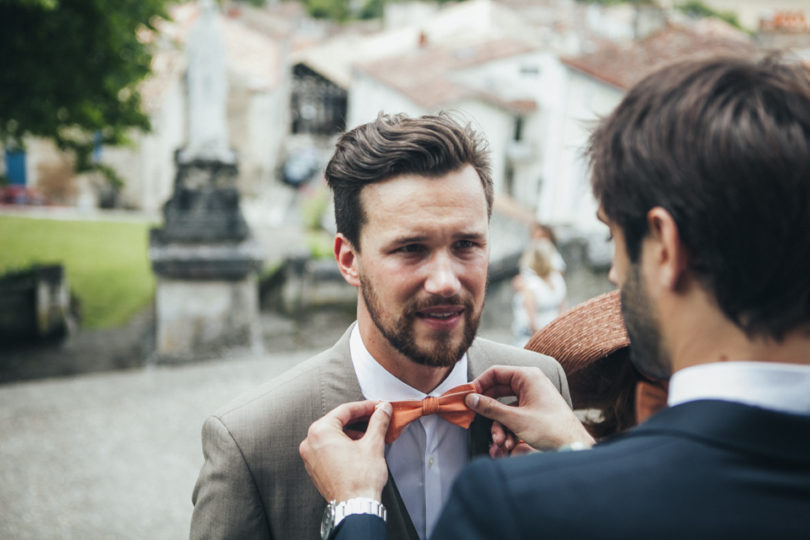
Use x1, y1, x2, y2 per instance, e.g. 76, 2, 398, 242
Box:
540, 21, 754, 238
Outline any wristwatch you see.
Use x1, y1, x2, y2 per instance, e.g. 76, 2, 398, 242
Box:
320, 497, 387, 540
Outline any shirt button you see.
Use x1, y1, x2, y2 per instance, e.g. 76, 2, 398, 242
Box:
428, 457, 435, 468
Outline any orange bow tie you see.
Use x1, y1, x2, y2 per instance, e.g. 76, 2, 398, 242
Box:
385, 383, 477, 444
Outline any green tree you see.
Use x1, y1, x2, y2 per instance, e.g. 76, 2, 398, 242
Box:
677, 1, 744, 31
304, 0, 350, 21
0, 0, 170, 187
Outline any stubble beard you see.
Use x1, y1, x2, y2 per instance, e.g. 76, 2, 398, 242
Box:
360, 275, 481, 368
620, 262, 672, 380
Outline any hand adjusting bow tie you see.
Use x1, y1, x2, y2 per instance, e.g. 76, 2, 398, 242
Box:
385, 383, 477, 444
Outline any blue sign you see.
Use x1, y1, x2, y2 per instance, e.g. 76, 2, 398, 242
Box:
4, 149, 27, 185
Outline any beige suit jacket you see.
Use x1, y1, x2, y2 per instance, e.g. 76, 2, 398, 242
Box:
190, 325, 571, 540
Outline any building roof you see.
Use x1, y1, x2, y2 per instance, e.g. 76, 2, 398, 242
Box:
561, 20, 753, 90
291, 0, 538, 89
356, 39, 538, 112
760, 11, 810, 33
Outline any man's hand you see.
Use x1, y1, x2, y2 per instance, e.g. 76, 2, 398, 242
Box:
299, 401, 392, 502
489, 421, 535, 458
467, 366, 595, 451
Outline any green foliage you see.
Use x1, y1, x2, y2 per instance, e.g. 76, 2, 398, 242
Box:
305, 230, 333, 259
575, 0, 653, 5
358, 0, 384, 20
677, 1, 743, 30
299, 185, 331, 231
299, 0, 468, 21
305, 0, 350, 21
0, 215, 155, 329
0, 0, 170, 187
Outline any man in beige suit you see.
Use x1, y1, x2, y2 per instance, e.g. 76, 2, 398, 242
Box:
189, 113, 571, 540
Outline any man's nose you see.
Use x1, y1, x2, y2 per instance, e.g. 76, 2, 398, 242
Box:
424, 253, 462, 297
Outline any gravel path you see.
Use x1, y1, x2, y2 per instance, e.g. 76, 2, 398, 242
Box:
0, 350, 312, 540
0, 321, 516, 540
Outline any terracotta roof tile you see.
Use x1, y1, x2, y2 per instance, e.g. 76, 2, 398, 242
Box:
562, 23, 754, 90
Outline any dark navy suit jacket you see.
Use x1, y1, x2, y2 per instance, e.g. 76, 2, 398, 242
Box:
334, 400, 810, 539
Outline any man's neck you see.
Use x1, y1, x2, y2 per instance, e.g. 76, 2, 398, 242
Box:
356, 321, 456, 394
665, 288, 810, 373
377, 357, 454, 395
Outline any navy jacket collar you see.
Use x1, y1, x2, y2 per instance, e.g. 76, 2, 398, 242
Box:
621, 399, 810, 463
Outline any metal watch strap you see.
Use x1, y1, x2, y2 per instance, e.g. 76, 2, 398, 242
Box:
322, 497, 387, 539
334, 497, 387, 526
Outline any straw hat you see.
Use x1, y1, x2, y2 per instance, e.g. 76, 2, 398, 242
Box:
525, 290, 634, 409
525, 290, 629, 375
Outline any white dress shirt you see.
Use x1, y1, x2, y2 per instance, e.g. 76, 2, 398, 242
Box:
350, 325, 470, 540
668, 361, 810, 415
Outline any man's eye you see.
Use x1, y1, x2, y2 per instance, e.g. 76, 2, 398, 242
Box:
456, 240, 476, 249
397, 244, 423, 253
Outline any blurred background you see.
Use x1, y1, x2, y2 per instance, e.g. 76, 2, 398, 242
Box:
1, 0, 807, 537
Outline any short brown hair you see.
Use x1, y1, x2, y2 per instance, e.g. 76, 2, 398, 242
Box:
324, 112, 493, 250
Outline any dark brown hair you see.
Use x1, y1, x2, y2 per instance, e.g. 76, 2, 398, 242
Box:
572, 348, 641, 439
588, 55, 810, 339
324, 112, 493, 250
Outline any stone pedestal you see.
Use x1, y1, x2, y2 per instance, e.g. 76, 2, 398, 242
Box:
149, 156, 263, 363
150, 241, 263, 363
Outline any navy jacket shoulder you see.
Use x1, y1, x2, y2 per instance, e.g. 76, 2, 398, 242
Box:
431, 400, 810, 540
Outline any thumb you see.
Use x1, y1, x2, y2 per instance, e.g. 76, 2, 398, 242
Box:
466, 393, 515, 426
364, 402, 392, 447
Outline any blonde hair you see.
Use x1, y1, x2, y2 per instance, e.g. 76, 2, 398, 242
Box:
520, 239, 554, 278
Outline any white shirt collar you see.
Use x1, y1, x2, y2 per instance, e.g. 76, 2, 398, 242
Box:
349, 323, 469, 401
668, 361, 810, 415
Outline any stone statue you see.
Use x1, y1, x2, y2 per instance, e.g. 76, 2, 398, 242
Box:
180, 0, 235, 164
148, 0, 263, 363
152, 0, 249, 245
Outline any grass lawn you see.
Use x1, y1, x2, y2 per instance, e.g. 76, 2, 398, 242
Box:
0, 215, 155, 329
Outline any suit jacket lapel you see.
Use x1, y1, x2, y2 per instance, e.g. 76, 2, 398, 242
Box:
382, 471, 420, 540
467, 340, 495, 457
318, 325, 365, 414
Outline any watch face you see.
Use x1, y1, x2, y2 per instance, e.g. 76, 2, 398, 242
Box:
320, 503, 335, 540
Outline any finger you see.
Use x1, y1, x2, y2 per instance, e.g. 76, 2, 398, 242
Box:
327, 400, 379, 429
504, 436, 514, 451
473, 365, 535, 395
362, 402, 392, 449
477, 384, 518, 400
511, 442, 535, 456
491, 421, 506, 446
466, 393, 521, 427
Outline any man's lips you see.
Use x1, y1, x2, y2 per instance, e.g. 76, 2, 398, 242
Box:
414, 305, 465, 320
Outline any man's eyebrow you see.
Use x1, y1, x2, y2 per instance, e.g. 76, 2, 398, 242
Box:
455, 231, 487, 241
385, 231, 487, 246
388, 234, 428, 246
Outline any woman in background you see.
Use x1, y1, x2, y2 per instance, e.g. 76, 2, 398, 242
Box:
511, 238, 567, 347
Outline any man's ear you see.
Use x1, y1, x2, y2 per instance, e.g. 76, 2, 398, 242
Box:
646, 207, 688, 290
334, 233, 360, 287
